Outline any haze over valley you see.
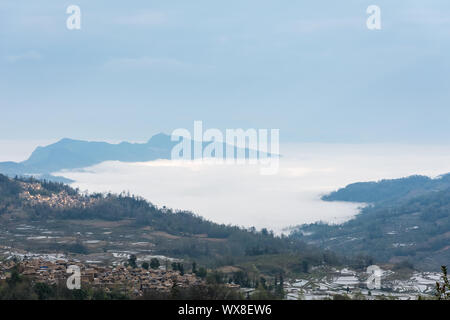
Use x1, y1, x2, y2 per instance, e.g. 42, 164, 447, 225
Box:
3, 139, 449, 232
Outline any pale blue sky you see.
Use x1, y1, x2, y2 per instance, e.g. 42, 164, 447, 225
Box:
1, 1, 449, 143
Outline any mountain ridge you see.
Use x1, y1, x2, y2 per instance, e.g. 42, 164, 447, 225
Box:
294, 173, 450, 270
0, 133, 272, 182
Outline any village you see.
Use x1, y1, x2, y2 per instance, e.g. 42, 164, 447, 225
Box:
0, 255, 205, 296
18, 181, 97, 209
283, 267, 441, 300
0, 244, 444, 300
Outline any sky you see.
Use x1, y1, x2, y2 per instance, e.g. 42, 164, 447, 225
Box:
1, 1, 450, 143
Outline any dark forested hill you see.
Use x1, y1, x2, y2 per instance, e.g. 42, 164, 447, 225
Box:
293, 174, 450, 271
322, 174, 450, 204
0, 173, 259, 239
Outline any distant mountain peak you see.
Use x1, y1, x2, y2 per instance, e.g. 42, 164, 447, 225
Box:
55, 137, 81, 145
146, 132, 171, 145
0, 132, 269, 183
0, 134, 169, 181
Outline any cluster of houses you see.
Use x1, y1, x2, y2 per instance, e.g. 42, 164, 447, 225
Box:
283, 267, 439, 300
0, 257, 205, 296
18, 182, 95, 209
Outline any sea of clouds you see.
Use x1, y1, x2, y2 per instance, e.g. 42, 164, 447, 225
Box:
51, 143, 450, 234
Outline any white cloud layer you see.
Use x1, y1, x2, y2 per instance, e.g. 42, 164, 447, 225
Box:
55, 143, 450, 234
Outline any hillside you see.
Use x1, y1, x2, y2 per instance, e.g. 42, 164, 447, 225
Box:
0, 174, 342, 278
293, 174, 450, 271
